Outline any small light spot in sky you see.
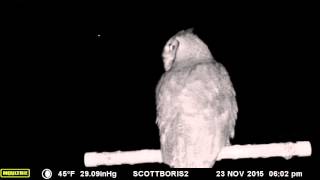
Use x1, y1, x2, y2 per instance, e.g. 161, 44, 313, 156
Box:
97, 34, 101, 38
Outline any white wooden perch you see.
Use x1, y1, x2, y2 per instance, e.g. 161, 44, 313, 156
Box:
84, 141, 311, 167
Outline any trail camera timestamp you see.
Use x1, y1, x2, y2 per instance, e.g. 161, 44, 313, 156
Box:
216, 170, 303, 178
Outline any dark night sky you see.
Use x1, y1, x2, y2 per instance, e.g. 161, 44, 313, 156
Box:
0, 1, 318, 178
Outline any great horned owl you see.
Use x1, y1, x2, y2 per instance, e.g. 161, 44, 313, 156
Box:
156, 29, 238, 168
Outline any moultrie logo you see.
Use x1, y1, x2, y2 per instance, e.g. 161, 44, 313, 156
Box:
0, 168, 30, 178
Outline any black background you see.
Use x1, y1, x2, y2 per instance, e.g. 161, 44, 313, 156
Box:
1, 1, 318, 179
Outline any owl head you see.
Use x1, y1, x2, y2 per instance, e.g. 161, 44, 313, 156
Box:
162, 28, 213, 71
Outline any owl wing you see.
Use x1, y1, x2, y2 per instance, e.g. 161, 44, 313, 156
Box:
179, 61, 237, 142
180, 62, 238, 167
155, 72, 180, 136
156, 62, 237, 167
214, 62, 238, 139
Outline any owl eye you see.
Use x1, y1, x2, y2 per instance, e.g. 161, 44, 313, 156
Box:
167, 40, 179, 52
169, 44, 176, 51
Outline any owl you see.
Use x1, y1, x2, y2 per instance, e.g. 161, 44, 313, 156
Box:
156, 29, 238, 168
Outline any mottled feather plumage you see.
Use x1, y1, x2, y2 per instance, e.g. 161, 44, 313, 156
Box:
156, 29, 237, 168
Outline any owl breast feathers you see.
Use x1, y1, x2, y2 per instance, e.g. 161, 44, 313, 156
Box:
156, 29, 237, 168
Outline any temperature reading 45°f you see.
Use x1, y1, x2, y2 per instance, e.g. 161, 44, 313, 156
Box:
58, 171, 75, 177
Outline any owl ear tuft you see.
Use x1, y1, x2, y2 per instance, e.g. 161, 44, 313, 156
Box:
185, 28, 194, 33
176, 28, 194, 37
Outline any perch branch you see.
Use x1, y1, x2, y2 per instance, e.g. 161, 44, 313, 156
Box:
84, 141, 311, 167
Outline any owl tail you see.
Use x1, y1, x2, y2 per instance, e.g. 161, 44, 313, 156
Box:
168, 131, 226, 168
